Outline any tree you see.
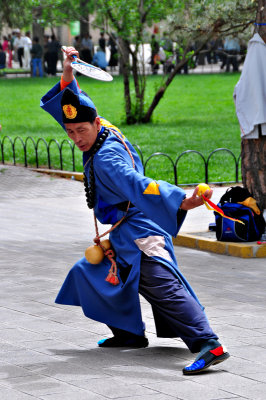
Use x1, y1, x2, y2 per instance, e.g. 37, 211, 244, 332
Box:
0, 0, 95, 46
32, 0, 84, 34
241, 0, 266, 210
97, 0, 256, 124
97, 0, 176, 124
0, 0, 32, 30
144, 0, 256, 123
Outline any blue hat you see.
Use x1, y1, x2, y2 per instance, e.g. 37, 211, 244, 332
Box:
61, 87, 97, 124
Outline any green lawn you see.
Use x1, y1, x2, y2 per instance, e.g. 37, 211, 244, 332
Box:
0, 73, 242, 185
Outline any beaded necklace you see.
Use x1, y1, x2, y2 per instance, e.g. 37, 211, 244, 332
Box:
83, 128, 109, 209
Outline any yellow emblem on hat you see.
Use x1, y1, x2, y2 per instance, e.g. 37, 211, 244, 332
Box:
63, 104, 77, 119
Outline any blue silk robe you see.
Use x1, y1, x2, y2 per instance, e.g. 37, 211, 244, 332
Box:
40, 80, 203, 337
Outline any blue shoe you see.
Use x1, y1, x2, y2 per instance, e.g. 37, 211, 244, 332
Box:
183, 345, 230, 375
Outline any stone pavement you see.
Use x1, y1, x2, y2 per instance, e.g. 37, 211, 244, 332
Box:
0, 165, 266, 400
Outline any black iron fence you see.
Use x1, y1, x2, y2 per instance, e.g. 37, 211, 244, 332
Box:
0, 135, 77, 171
0, 135, 241, 186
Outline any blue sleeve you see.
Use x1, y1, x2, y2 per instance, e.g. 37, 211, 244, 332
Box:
40, 79, 81, 129
94, 145, 186, 237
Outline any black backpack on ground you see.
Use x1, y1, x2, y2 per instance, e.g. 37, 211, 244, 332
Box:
214, 186, 265, 242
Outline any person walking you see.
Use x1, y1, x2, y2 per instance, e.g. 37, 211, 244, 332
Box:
81, 33, 94, 64
2, 36, 12, 68
40, 46, 230, 375
46, 34, 60, 75
150, 34, 160, 74
0, 44, 6, 75
13, 31, 25, 68
108, 34, 118, 71
92, 47, 108, 70
23, 31, 32, 69
30, 37, 43, 77
224, 35, 241, 72
99, 32, 106, 52
72, 36, 81, 53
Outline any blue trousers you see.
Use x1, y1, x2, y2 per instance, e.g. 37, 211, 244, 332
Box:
110, 254, 218, 353
32, 58, 43, 77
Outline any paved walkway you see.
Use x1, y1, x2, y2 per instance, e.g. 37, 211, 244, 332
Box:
0, 165, 266, 400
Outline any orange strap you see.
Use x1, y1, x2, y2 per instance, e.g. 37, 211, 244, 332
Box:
202, 195, 245, 225
60, 76, 81, 91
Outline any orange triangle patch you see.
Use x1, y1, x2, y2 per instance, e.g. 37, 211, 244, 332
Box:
143, 181, 160, 195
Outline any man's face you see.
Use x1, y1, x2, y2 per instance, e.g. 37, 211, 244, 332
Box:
65, 117, 101, 152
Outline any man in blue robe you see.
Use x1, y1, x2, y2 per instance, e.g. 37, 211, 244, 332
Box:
40, 47, 230, 375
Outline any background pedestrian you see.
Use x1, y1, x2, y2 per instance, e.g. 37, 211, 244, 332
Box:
31, 37, 43, 77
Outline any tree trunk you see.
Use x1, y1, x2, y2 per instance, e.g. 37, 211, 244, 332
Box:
118, 37, 132, 123
241, 0, 266, 210
255, 0, 266, 42
80, 0, 89, 37
32, 7, 44, 48
131, 48, 146, 121
241, 136, 266, 210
